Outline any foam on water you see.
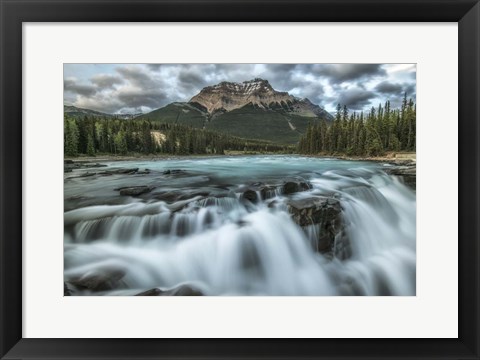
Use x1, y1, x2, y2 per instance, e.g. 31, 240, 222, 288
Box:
64, 156, 416, 296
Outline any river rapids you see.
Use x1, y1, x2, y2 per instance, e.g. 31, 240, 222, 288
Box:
64, 155, 416, 296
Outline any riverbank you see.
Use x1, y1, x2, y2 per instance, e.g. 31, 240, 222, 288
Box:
64, 152, 416, 190
313, 151, 416, 166
65, 151, 416, 164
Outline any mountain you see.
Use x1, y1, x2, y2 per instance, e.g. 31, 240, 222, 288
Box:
64, 79, 333, 144
139, 79, 333, 144
190, 78, 330, 119
64, 105, 141, 120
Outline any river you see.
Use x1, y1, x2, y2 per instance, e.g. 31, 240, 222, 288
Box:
64, 155, 416, 296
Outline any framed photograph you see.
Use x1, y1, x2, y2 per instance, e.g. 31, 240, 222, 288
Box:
1, 0, 479, 359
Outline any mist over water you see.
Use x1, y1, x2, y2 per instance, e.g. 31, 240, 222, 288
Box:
64, 155, 416, 296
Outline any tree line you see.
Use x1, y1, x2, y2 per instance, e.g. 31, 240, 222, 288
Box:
298, 94, 416, 156
64, 116, 294, 157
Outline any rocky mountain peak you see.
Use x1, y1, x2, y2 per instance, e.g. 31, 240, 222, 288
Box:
190, 78, 297, 114
187, 78, 332, 121
205, 78, 277, 97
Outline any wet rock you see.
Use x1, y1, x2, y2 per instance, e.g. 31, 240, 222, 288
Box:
163, 169, 187, 175
287, 196, 341, 227
99, 168, 139, 176
332, 230, 351, 261
64, 282, 72, 296
242, 189, 258, 203
267, 199, 278, 208
69, 268, 126, 292
177, 190, 211, 201
67, 171, 97, 178
283, 180, 312, 195
117, 186, 153, 196
85, 163, 108, 168
166, 196, 205, 213
135, 284, 204, 296
385, 166, 416, 190
64, 195, 129, 212
238, 183, 277, 202
287, 196, 347, 257
259, 185, 278, 200
135, 288, 163, 296
283, 182, 299, 194
167, 284, 204, 296
64, 161, 107, 173
151, 190, 182, 203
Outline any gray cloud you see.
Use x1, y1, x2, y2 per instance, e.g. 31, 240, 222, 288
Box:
146, 64, 162, 71
64, 63, 415, 114
115, 66, 159, 89
116, 89, 168, 109
336, 88, 376, 110
91, 74, 123, 88
375, 81, 404, 95
64, 78, 97, 97
177, 67, 210, 95
266, 64, 298, 73
311, 64, 386, 84
404, 84, 416, 97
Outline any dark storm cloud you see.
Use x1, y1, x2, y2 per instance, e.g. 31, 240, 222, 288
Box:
404, 83, 416, 97
117, 89, 168, 109
64, 63, 415, 114
375, 81, 417, 98
311, 64, 386, 84
116, 66, 159, 89
177, 67, 209, 93
91, 74, 123, 88
266, 64, 298, 72
146, 64, 162, 71
337, 88, 376, 110
375, 81, 404, 95
259, 64, 307, 94
64, 78, 97, 97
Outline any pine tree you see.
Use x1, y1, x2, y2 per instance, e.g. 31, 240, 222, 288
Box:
64, 118, 79, 156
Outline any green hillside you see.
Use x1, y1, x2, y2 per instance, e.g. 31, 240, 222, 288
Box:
137, 102, 328, 145
205, 104, 319, 144
64, 105, 115, 119
137, 102, 207, 128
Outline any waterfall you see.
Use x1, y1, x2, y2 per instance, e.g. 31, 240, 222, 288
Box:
64, 157, 416, 296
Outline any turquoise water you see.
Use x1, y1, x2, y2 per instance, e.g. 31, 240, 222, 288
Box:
64, 155, 415, 296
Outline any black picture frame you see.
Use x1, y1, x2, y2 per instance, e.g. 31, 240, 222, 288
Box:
1, 0, 479, 359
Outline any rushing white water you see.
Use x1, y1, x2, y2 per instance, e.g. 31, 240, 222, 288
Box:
64, 155, 416, 296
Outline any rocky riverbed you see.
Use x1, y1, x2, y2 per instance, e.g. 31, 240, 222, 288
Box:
64, 155, 416, 296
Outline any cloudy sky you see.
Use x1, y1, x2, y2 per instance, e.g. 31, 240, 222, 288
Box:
64, 64, 416, 115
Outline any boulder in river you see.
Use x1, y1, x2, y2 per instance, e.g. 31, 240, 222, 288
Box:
242, 189, 259, 203
287, 196, 348, 257
117, 186, 153, 196
385, 166, 416, 190
287, 196, 342, 227
64, 282, 72, 296
238, 182, 278, 202
99, 168, 139, 176
163, 169, 188, 176
135, 284, 204, 296
69, 268, 126, 292
283, 180, 312, 195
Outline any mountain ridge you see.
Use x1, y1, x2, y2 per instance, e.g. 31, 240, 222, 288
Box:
66, 79, 333, 144
64, 105, 142, 120
189, 78, 330, 120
